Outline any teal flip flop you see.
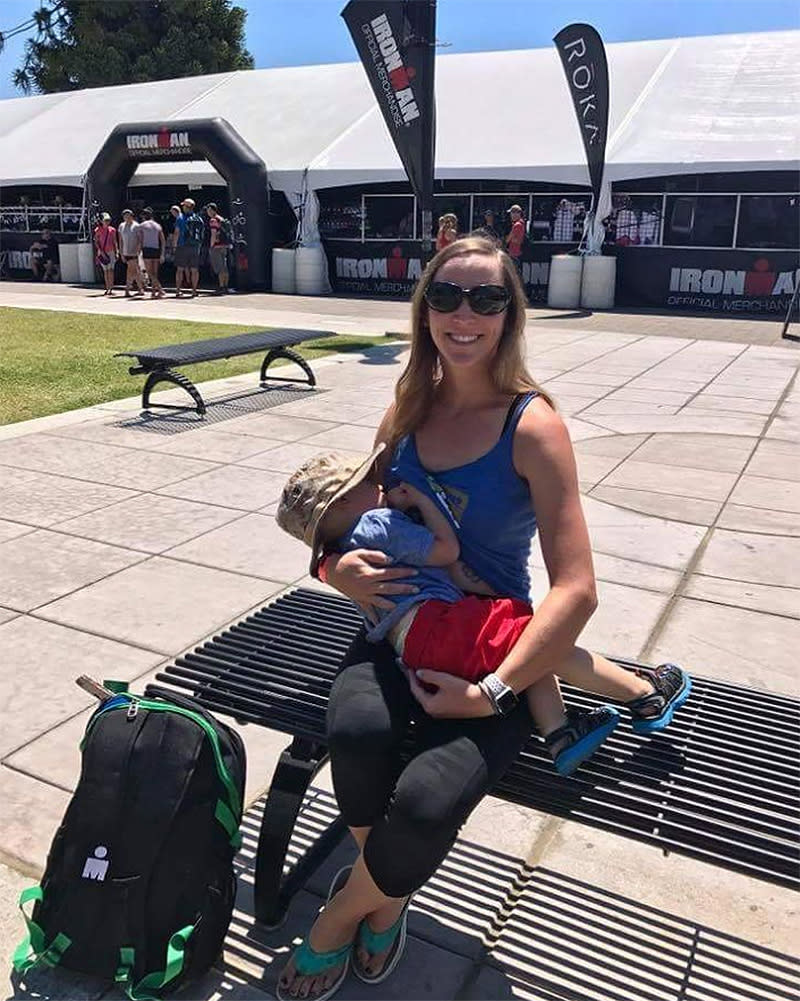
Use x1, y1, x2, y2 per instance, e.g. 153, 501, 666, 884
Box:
275, 937, 351, 1001
352, 896, 412, 985
275, 866, 354, 1001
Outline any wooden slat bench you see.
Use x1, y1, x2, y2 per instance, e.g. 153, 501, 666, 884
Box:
146, 587, 800, 928
115, 328, 333, 415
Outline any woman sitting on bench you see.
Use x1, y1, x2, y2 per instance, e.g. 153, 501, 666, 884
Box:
276, 235, 691, 1001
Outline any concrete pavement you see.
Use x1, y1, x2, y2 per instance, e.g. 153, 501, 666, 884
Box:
0, 278, 795, 344
1, 285, 798, 1000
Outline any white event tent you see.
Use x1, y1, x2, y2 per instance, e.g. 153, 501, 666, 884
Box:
0, 28, 797, 210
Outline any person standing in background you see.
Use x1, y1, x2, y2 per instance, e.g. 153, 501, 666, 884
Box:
118, 208, 144, 297
614, 197, 639, 246
206, 202, 232, 295
171, 201, 189, 297
94, 212, 117, 296
552, 199, 580, 243
29, 228, 59, 281
505, 204, 526, 270
436, 213, 458, 252
475, 209, 500, 243
175, 197, 204, 298
139, 207, 166, 298
639, 202, 660, 245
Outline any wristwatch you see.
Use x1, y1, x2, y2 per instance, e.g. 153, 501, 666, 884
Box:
478, 673, 519, 716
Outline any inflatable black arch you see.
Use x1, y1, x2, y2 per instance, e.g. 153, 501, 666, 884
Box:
86, 117, 269, 289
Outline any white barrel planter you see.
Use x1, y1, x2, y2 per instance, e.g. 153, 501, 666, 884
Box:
547, 254, 583, 309
295, 245, 331, 295
58, 242, 80, 283
580, 254, 617, 309
271, 248, 296, 294
76, 242, 97, 284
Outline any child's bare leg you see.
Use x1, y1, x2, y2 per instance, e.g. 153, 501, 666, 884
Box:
526, 673, 619, 776
554, 648, 692, 734
554, 647, 652, 701
525, 674, 568, 738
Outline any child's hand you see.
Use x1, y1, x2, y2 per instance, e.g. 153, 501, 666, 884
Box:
387, 482, 419, 510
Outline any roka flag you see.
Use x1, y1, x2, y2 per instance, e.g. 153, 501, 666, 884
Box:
553, 24, 610, 214
342, 0, 436, 251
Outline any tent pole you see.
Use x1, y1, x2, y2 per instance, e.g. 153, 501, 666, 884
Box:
418, 0, 436, 265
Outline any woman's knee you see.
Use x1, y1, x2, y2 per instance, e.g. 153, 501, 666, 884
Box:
362, 754, 489, 897
391, 743, 489, 836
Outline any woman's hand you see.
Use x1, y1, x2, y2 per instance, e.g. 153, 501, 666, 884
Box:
328, 549, 418, 624
407, 669, 494, 719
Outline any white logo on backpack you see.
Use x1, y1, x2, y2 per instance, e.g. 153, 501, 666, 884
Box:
82, 845, 109, 881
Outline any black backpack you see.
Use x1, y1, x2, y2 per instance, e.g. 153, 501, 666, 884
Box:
13, 684, 246, 1000
217, 216, 233, 245
185, 213, 205, 246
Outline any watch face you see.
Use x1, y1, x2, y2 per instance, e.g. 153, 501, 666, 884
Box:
495, 686, 518, 715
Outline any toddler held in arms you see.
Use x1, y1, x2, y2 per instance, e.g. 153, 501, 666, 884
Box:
277, 445, 691, 776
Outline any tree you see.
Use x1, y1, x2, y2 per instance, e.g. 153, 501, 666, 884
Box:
6, 0, 254, 95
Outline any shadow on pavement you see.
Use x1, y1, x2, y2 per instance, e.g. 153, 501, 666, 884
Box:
8, 787, 797, 1001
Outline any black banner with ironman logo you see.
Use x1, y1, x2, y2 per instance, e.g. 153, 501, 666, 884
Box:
341, 0, 436, 253
323, 239, 576, 299
614, 247, 800, 314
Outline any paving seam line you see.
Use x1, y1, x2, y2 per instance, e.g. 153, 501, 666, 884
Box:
568, 334, 746, 426
638, 362, 799, 663
453, 815, 565, 1000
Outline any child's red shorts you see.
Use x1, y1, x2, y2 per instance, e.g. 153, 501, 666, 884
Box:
401, 595, 533, 682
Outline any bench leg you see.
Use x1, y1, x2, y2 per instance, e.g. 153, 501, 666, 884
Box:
260, 348, 316, 387
141, 368, 206, 415
254, 736, 345, 927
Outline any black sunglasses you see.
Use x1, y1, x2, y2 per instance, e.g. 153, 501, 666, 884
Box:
424, 281, 511, 316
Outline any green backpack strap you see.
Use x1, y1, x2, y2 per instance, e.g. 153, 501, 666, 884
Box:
13, 886, 71, 974
215, 798, 243, 850
118, 924, 195, 1001
116, 946, 136, 985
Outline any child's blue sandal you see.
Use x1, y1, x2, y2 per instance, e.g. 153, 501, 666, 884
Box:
544, 705, 620, 776
276, 938, 351, 1001
352, 897, 412, 984
629, 663, 692, 733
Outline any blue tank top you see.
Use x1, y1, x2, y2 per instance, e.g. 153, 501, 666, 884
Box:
387, 392, 539, 603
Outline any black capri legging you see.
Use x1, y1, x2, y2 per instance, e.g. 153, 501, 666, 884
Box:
326, 631, 534, 898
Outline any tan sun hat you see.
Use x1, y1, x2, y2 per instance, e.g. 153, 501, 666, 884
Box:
181, 197, 195, 209
276, 443, 386, 575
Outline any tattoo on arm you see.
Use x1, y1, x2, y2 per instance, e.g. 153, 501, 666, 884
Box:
453, 560, 497, 595
459, 562, 482, 582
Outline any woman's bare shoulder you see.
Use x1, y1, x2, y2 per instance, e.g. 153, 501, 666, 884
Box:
512, 395, 575, 472
519, 394, 570, 440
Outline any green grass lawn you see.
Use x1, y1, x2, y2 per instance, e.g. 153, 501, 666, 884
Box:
0, 307, 385, 425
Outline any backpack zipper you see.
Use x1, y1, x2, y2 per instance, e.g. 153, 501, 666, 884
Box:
82, 696, 241, 819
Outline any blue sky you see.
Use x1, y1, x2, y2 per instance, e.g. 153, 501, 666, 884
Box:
0, 0, 797, 100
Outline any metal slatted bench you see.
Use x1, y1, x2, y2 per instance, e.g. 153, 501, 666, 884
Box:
146, 587, 800, 928
115, 328, 334, 415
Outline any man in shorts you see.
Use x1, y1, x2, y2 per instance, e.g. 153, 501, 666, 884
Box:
206, 202, 231, 294
138, 207, 166, 298
30, 228, 59, 281
118, 208, 145, 297
173, 197, 204, 297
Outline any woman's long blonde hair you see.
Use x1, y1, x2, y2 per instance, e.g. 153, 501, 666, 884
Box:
390, 236, 554, 444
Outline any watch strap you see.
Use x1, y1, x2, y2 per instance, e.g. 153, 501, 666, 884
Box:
478, 677, 500, 715
479, 673, 517, 716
